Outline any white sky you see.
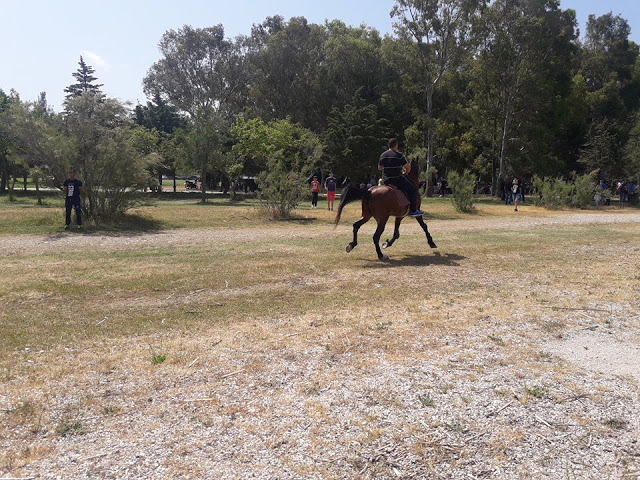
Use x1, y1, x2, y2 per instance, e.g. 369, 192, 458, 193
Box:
1, 0, 638, 112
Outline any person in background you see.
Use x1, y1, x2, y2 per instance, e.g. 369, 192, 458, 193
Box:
310, 176, 320, 209
511, 177, 522, 212
324, 172, 337, 211
63, 167, 84, 230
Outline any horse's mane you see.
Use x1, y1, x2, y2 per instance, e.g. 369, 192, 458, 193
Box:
407, 159, 420, 186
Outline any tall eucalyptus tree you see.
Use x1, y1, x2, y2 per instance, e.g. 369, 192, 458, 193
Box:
391, 0, 483, 193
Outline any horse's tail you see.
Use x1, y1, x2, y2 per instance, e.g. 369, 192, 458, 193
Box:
334, 183, 370, 227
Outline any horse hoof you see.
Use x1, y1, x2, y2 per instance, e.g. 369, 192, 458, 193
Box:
346, 244, 353, 253
382, 241, 389, 249
429, 242, 438, 249
379, 254, 389, 261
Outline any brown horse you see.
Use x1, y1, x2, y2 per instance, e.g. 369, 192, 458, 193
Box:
334, 159, 437, 260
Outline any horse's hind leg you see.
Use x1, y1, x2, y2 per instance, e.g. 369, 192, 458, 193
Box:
373, 217, 390, 260
382, 217, 403, 249
346, 216, 369, 253
416, 216, 437, 248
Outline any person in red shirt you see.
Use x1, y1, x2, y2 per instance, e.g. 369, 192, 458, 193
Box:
310, 176, 320, 208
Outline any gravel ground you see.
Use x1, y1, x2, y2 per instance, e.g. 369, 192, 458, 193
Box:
2, 211, 640, 479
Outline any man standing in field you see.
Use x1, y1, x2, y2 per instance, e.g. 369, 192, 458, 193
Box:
511, 177, 522, 212
324, 172, 337, 211
63, 168, 83, 229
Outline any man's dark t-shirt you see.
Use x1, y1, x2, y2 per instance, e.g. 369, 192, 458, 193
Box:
325, 177, 337, 192
64, 178, 82, 200
378, 150, 408, 181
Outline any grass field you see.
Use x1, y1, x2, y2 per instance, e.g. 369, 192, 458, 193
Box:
1, 193, 639, 479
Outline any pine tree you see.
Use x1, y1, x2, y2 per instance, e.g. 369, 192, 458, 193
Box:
64, 56, 104, 100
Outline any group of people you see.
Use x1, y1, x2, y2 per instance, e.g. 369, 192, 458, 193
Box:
309, 172, 337, 211
594, 179, 638, 208
614, 179, 637, 209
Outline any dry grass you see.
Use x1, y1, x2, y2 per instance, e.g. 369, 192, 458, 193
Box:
1, 198, 639, 479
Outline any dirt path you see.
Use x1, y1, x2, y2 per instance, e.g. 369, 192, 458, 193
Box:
3, 211, 639, 256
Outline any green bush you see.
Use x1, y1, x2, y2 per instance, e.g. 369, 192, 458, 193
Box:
257, 165, 307, 218
447, 169, 476, 213
532, 170, 598, 209
570, 171, 598, 208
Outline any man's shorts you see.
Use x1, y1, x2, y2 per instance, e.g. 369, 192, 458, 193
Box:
327, 191, 336, 201
513, 194, 522, 202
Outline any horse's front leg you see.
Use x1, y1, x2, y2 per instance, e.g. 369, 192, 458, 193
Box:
373, 217, 390, 260
382, 217, 403, 249
416, 215, 437, 248
346, 216, 369, 253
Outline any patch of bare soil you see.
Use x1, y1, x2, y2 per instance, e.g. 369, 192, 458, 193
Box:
2, 211, 640, 479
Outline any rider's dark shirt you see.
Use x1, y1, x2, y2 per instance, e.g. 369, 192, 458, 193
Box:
378, 149, 408, 181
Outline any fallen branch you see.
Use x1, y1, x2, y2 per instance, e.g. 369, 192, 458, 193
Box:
486, 399, 515, 417
535, 415, 552, 428
187, 357, 199, 368
82, 451, 107, 462
465, 431, 488, 442
556, 393, 589, 404
543, 306, 610, 313
221, 369, 245, 379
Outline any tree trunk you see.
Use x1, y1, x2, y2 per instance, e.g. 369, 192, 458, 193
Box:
35, 178, 42, 205
425, 85, 435, 197
497, 103, 511, 201
200, 167, 207, 204
157, 172, 163, 192
173, 174, 177, 193
8, 172, 17, 202
0, 157, 6, 192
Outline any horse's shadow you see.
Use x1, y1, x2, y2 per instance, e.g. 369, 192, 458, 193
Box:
362, 250, 465, 268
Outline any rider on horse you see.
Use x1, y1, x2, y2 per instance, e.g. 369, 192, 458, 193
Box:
378, 138, 424, 217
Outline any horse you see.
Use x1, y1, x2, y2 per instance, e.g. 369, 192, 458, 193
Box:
334, 159, 437, 261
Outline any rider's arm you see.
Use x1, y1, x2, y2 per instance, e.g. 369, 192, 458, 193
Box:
403, 160, 411, 175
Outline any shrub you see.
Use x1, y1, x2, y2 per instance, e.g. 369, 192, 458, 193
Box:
569, 171, 598, 208
531, 175, 571, 208
447, 169, 476, 212
532, 170, 598, 209
257, 164, 307, 218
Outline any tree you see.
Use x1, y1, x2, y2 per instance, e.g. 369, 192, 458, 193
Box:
232, 116, 322, 216
144, 25, 246, 199
133, 92, 186, 191
391, 0, 482, 194
244, 17, 327, 130
323, 89, 388, 180
468, 0, 577, 193
143, 25, 244, 119
64, 93, 150, 221
64, 56, 104, 101
179, 114, 231, 203
578, 13, 640, 182
3, 100, 67, 204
